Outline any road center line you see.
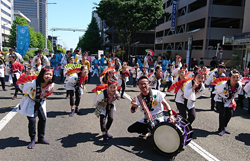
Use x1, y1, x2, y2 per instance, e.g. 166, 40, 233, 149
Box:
123, 92, 220, 161
0, 104, 19, 132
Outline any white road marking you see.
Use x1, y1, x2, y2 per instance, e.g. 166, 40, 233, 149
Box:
0, 104, 19, 131
124, 92, 220, 161
188, 141, 220, 161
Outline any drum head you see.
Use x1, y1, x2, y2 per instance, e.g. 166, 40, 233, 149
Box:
153, 122, 184, 156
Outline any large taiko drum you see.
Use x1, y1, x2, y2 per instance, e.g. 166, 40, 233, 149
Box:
152, 116, 193, 156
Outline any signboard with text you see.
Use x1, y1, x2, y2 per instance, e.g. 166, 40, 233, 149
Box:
171, 0, 177, 31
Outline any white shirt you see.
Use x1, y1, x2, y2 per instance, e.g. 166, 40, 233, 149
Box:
32, 56, 50, 67
0, 63, 4, 78
136, 90, 166, 123
149, 73, 161, 90
137, 70, 148, 79
144, 56, 149, 68
213, 81, 241, 107
6, 53, 23, 63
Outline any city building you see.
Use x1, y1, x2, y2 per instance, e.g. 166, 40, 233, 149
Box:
14, 10, 31, 22
14, 0, 47, 36
0, 0, 14, 49
48, 35, 57, 45
231, 0, 250, 69
155, 0, 246, 67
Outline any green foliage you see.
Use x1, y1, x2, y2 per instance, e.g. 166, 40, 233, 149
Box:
95, 0, 165, 60
3, 52, 8, 56
47, 39, 53, 52
77, 17, 101, 54
23, 55, 29, 61
36, 32, 45, 50
29, 27, 38, 47
2, 47, 8, 52
60, 48, 66, 54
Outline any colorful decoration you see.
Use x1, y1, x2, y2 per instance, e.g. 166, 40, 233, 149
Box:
100, 67, 115, 77
92, 84, 121, 93
16, 76, 38, 86
211, 77, 229, 85
168, 78, 194, 93
65, 68, 81, 75
240, 77, 250, 84
145, 49, 154, 56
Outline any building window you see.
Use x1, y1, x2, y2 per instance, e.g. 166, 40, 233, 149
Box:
1, 9, 11, 17
188, 0, 207, 13
157, 16, 165, 25
213, 0, 243, 6
166, 0, 173, 8
210, 17, 242, 29
192, 40, 203, 50
156, 31, 164, 38
175, 42, 184, 50
165, 29, 175, 36
1, 17, 11, 24
164, 43, 174, 50
208, 40, 232, 50
2, 25, 11, 31
178, 6, 186, 17
1, 1, 11, 10
155, 44, 163, 50
186, 18, 205, 32
176, 25, 185, 34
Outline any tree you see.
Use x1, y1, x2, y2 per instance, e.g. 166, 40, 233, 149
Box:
29, 27, 38, 47
77, 17, 101, 54
47, 39, 53, 52
9, 17, 29, 47
95, 0, 165, 60
36, 32, 45, 50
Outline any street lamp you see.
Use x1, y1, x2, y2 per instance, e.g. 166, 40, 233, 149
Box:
186, 28, 200, 71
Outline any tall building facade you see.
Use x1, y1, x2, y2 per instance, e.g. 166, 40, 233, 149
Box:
14, 0, 47, 36
0, 0, 14, 48
155, 0, 245, 67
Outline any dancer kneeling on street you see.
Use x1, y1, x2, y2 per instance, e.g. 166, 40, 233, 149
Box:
92, 76, 120, 145
65, 65, 88, 116
17, 66, 54, 149
127, 76, 175, 137
214, 69, 241, 136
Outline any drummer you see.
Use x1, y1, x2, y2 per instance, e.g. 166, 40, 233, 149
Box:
127, 76, 175, 137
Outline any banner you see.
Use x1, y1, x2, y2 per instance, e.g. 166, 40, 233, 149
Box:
171, 0, 177, 31
16, 25, 30, 57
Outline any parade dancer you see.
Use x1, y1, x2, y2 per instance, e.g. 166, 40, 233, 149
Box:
176, 72, 205, 124
237, 68, 249, 108
243, 76, 250, 114
63, 57, 75, 99
154, 55, 162, 68
17, 66, 54, 149
127, 76, 175, 137
5, 53, 24, 100
0, 55, 7, 91
32, 57, 42, 75
60, 50, 72, 81
131, 63, 140, 87
92, 76, 120, 145
80, 53, 90, 83
186, 65, 200, 78
113, 58, 121, 71
172, 55, 182, 69
31, 50, 50, 67
117, 63, 130, 99
99, 54, 105, 74
163, 63, 173, 92
101, 70, 115, 84
65, 65, 88, 116
91, 56, 99, 77
148, 65, 163, 90
213, 69, 241, 135
137, 65, 148, 79
205, 64, 226, 111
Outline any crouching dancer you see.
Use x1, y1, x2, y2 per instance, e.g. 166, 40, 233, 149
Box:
127, 76, 175, 137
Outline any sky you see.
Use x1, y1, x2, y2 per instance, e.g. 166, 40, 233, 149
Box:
48, 0, 101, 50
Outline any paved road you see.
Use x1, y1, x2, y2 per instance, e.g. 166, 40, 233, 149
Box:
0, 75, 250, 161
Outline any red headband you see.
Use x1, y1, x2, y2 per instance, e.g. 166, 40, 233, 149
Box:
244, 68, 249, 72
43, 67, 54, 72
108, 80, 118, 84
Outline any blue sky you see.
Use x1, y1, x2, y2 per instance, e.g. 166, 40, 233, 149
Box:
48, 0, 101, 50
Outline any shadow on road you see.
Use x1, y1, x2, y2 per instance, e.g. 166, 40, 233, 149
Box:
0, 137, 29, 149
235, 133, 250, 146
192, 128, 217, 139
57, 132, 99, 148
94, 136, 175, 161
0, 106, 14, 114
47, 111, 69, 118
79, 108, 95, 116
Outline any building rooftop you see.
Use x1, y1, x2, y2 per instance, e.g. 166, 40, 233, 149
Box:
14, 10, 31, 22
